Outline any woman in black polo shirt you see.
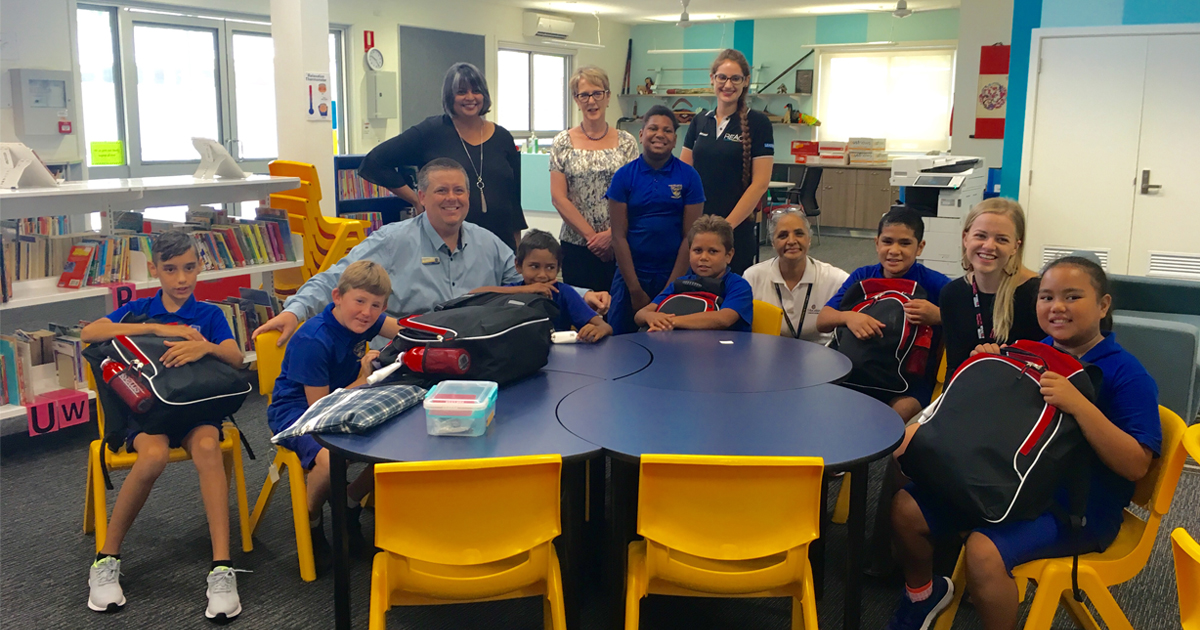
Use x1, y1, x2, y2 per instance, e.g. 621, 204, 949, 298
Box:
357, 63, 525, 249
682, 48, 774, 275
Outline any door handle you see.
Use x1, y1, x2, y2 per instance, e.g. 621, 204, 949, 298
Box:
1140, 170, 1161, 195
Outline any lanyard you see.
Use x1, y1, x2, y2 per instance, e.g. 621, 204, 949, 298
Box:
970, 275, 993, 341
775, 281, 813, 340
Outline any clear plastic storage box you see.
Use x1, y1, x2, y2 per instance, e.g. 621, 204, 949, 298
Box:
423, 380, 498, 437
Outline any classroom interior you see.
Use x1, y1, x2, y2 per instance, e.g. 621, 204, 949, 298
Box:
1, 0, 1199, 628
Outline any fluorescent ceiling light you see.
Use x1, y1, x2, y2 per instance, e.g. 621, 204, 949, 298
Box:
647, 48, 726, 55
646, 13, 726, 22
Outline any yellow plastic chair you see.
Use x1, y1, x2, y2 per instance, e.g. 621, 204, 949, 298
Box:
247, 329, 319, 582
82, 362, 252, 554
934, 406, 1189, 630
751, 300, 785, 336
931, 349, 948, 402
369, 455, 567, 630
625, 454, 823, 630
1173, 528, 1200, 630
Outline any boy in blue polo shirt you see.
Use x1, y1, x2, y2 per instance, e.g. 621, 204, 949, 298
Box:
81, 230, 247, 621
636, 215, 754, 332
606, 105, 706, 334
816, 207, 951, 421
471, 229, 613, 342
267, 260, 401, 567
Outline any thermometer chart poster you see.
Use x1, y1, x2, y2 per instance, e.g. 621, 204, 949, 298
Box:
974, 45, 1010, 140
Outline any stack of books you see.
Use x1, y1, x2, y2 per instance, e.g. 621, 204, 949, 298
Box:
0, 323, 86, 406
341, 212, 383, 235
337, 169, 394, 200
203, 288, 283, 353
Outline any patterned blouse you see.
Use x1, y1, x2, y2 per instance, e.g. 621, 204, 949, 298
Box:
548, 129, 640, 247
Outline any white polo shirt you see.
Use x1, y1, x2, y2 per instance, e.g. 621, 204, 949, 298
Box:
743, 256, 850, 344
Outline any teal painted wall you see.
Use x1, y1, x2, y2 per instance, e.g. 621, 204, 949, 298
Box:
1002, 0, 1200, 199
815, 14, 869, 44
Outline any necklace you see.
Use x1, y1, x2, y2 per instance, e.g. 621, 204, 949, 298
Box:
456, 121, 487, 213
581, 122, 609, 142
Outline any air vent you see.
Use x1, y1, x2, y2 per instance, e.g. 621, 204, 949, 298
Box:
1147, 251, 1200, 280
1041, 246, 1109, 270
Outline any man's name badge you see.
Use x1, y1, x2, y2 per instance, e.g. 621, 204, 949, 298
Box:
421, 257, 440, 265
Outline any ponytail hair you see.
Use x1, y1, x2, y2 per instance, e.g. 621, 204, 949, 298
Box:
710, 49, 752, 188
960, 198, 1030, 343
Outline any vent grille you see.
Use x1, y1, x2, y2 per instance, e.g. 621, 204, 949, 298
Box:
1042, 246, 1109, 270
1147, 251, 1200, 280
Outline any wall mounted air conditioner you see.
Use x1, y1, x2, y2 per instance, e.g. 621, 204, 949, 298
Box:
523, 13, 576, 40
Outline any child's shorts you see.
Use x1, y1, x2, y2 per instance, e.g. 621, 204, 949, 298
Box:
904, 482, 1112, 575
273, 434, 324, 470
609, 269, 671, 335
857, 382, 933, 408
126, 418, 224, 452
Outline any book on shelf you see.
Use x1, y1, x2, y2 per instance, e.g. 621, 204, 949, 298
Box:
0, 337, 18, 405
0, 334, 34, 405
58, 243, 97, 288
341, 212, 383, 234
337, 169, 395, 200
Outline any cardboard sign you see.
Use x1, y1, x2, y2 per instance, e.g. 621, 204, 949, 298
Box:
107, 282, 137, 310
27, 388, 90, 436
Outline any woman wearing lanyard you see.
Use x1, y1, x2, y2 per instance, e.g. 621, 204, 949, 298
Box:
744, 209, 848, 343
938, 198, 1042, 374
550, 66, 640, 291
357, 62, 526, 249
681, 48, 775, 275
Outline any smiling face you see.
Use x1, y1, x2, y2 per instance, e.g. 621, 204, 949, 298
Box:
689, 232, 733, 278
772, 213, 811, 262
574, 78, 609, 123
876, 223, 924, 278
452, 85, 485, 119
639, 115, 677, 159
151, 248, 201, 305
711, 59, 747, 108
517, 248, 560, 285
419, 168, 470, 231
963, 212, 1020, 277
331, 288, 387, 335
1037, 264, 1111, 348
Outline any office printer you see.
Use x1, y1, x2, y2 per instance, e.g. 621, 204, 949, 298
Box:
890, 155, 987, 276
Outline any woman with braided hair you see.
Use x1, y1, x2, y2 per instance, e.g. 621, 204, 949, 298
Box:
681, 48, 775, 275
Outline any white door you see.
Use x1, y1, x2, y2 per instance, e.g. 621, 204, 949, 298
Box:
1022, 35, 1149, 273
1126, 34, 1200, 278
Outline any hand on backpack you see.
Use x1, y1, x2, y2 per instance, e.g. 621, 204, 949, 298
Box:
359, 350, 381, 380
523, 282, 559, 298
1039, 371, 1088, 415
903, 299, 940, 326
845, 311, 885, 340
971, 343, 1003, 357
161, 339, 214, 368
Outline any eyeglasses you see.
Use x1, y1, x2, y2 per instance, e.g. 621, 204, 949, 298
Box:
712, 73, 746, 86
574, 90, 609, 102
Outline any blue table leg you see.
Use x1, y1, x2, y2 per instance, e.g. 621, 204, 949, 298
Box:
330, 451, 351, 630
844, 463, 869, 630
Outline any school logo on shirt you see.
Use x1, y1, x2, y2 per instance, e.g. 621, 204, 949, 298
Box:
354, 340, 368, 359
723, 133, 743, 142
669, 184, 683, 199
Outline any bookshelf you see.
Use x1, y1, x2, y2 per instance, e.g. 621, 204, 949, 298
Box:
0, 389, 96, 436
333, 154, 412, 225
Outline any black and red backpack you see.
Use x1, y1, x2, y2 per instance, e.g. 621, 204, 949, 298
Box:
829, 278, 934, 395
655, 276, 724, 317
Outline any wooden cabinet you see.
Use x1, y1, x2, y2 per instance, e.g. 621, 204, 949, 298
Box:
811, 166, 895, 230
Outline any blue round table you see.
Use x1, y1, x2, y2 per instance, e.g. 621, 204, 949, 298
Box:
543, 335, 652, 379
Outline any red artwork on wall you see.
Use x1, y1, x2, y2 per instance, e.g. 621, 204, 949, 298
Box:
975, 44, 1010, 140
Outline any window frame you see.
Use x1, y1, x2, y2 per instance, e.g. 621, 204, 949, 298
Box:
496, 44, 573, 138
77, 4, 128, 179
329, 27, 348, 155
814, 43, 957, 153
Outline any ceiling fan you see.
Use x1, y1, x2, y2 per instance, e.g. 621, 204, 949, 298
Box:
892, 0, 913, 18
676, 0, 692, 28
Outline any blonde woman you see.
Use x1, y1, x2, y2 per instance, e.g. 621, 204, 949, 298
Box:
938, 198, 1043, 373
550, 66, 639, 291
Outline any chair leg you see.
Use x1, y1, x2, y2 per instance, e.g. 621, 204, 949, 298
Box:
1022, 572, 1065, 630
832, 473, 851, 524
793, 562, 819, 630
229, 430, 253, 553
91, 442, 109, 554
1060, 590, 1102, 630
1077, 571, 1133, 630
368, 552, 389, 630
625, 543, 648, 630
286, 457, 317, 582
545, 545, 568, 630
933, 550, 969, 630
84, 447, 96, 535
249, 452, 282, 537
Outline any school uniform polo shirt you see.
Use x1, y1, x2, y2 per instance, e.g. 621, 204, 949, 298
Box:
606, 155, 705, 275
743, 256, 849, 343
683, 108, 775, 221
503, 281, 599, 332
826, 262, 952, 309
106, 290, 234, 345
1045, 332, 1161, 541
267, 303, 386, 434
652, 270, 755, 332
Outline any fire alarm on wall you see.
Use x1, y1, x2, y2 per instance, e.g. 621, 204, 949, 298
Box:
58, 121, 72, 134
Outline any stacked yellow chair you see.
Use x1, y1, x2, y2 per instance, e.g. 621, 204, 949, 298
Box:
1173, 423, 1200, 630
247, 329, 319, 581
624, 454, 822, 630
266, 160, 370, 299
82, 362, 252, 553
751, 300, 784, 336
369, 455, 567, 630
933, 406, 1189, 630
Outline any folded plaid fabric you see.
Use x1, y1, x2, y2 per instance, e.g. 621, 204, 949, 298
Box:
271, 384, 426, 443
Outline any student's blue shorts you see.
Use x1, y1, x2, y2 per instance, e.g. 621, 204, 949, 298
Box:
609, 269, 671, 335
905, 482, 1113, 575
274, 434, 324, 471
860, 382, 933, 408
126, 418, 223, 452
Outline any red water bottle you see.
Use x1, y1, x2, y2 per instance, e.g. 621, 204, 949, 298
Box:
401, 347, 471, 375
101, 358, 156, 414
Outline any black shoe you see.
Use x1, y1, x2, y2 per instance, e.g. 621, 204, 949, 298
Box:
346, 506, 379, 560
310, 525, 333, 574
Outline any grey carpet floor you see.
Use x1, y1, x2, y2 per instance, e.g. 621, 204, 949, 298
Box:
2, 385, 1197, 629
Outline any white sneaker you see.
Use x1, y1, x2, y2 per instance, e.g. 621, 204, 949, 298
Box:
205, 566, 246, 622
87, 556, 126, 612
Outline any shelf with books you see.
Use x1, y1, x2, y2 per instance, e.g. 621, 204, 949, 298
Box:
0, 388, 96, 435
333, 155, 411, 225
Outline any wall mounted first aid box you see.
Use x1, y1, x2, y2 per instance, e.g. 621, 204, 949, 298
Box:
423, 380, 497, 437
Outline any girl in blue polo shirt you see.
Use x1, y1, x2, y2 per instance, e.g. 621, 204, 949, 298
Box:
606, 105, 705, 334
887, 256, 1162, 630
